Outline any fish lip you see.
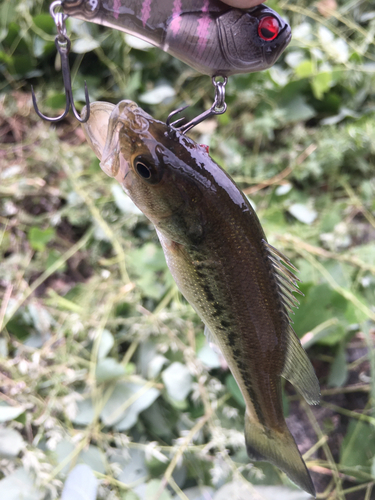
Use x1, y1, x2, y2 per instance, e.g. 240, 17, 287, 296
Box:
81, 101, 116, 172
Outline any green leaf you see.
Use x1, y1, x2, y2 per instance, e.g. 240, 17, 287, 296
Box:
214, 481, 311, 499
139, 85, 176, 105
0, 404, 25, 422
95, 358, 126, 383
100, 381, 160, 429
225, 374, 245, 408
54, 440, 76, 475
295, 60, 314, 78
162, 362, 192, 402
110, 448, 148, 485
288, 203, 318, 225
97, 329, 115, 360
293, 283, 348, 344
197, 344, 221, 369
0, 428, 25, 458
328, 343, 348, 388
281, 96, 316, 123
28, 227, 55, 251
111, 184, 142, 215
0, 468, 43, 500
340, 420, 375, 471
72, 398, 95, 426
33, 14, 55, 35
144, 479, 173, 500
311, 72, 333, 100
78, 446, 106, 474
72, 38, 101, 54
61, 464, 98, 500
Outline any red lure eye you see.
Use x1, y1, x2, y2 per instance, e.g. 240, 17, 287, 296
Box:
258, 16, 280, 41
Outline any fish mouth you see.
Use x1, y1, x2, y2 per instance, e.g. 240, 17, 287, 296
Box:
81, 101, 116, 174
82, 100, 147, 180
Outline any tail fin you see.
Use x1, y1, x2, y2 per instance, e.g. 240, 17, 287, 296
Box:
245, 413, 315, 497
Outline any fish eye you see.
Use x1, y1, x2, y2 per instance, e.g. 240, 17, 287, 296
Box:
258, 16, 280, 41
135, 161, 151, 179
133, 156, 163, 184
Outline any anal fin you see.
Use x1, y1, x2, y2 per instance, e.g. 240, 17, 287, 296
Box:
281, 327, 320, 405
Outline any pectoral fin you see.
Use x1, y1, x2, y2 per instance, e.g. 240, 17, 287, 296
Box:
281, 327, 320, 405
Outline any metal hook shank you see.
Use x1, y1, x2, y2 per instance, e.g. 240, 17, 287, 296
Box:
31, 3, 90, 123
167, 76, 228, 134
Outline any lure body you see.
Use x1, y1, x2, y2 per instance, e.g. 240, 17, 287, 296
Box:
82, 100, 319, 497
62, 0, 291, 76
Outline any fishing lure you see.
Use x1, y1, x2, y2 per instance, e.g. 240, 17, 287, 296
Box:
32, 0, 291, 128
61, 0, 291, 77
82, 100, 320, 497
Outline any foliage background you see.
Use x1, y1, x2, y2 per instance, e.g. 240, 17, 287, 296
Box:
1, 0, 375, 498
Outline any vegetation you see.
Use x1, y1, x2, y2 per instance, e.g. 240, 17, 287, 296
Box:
1, 0, 375, 498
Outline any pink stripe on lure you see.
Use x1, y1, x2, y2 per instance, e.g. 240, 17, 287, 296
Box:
197, 0, 211, 55
170, 0, 182, 36
141, 0, 153, 27
113, 0, 121, 19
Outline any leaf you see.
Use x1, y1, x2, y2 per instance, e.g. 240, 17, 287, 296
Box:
213, 481, 311, 500
0, 468, 43, 500
32, 14, 55, 35
72, 398, 95, 426
293, 283, 348, 344
162, 362, 192, 402
139, 85, 176, 105
197, 344, 221, 369
111, 184, 142, 215
288, 203, 318, 225
54, 440, 76, 475
328, 343, 348, 387
295, 60, 314, 78
340, 420, 375, 471
72, 38, 101, 53
0, 427, 25, 458
311, 72, 333, 100
225, 374, 245, 408
61, 464, 98, 500
79, 445, 106, 474
97, 329, 115, 360
0, 404, 25, 422
144, 479, 173, 500
124, 34, 153, 50
281, 96, 316, 123
178, 486, 215, 500
110, 447, 148, 484
100, 381, 160, 429
95, 358, 126, 383
28, 227, 55, 251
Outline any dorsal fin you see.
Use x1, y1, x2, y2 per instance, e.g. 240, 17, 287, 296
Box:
263, 239, 304, 322
263, 240, 320, 405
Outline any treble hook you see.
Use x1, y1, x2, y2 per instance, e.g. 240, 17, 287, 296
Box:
167, 76, 228, 134
31, 1, 90, 123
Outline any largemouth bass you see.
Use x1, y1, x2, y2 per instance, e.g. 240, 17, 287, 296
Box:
82, 100, 320, 497
62, 0, 291, 76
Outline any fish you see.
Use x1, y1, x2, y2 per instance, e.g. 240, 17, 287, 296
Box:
81, 100, 320, 497
61, 0, 291, 76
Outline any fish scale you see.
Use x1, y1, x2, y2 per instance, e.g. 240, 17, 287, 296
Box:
82, 100, 320, 497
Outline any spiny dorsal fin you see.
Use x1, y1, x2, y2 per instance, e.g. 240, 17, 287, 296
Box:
263, 239, 304, 322
263, 240, 320, 405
